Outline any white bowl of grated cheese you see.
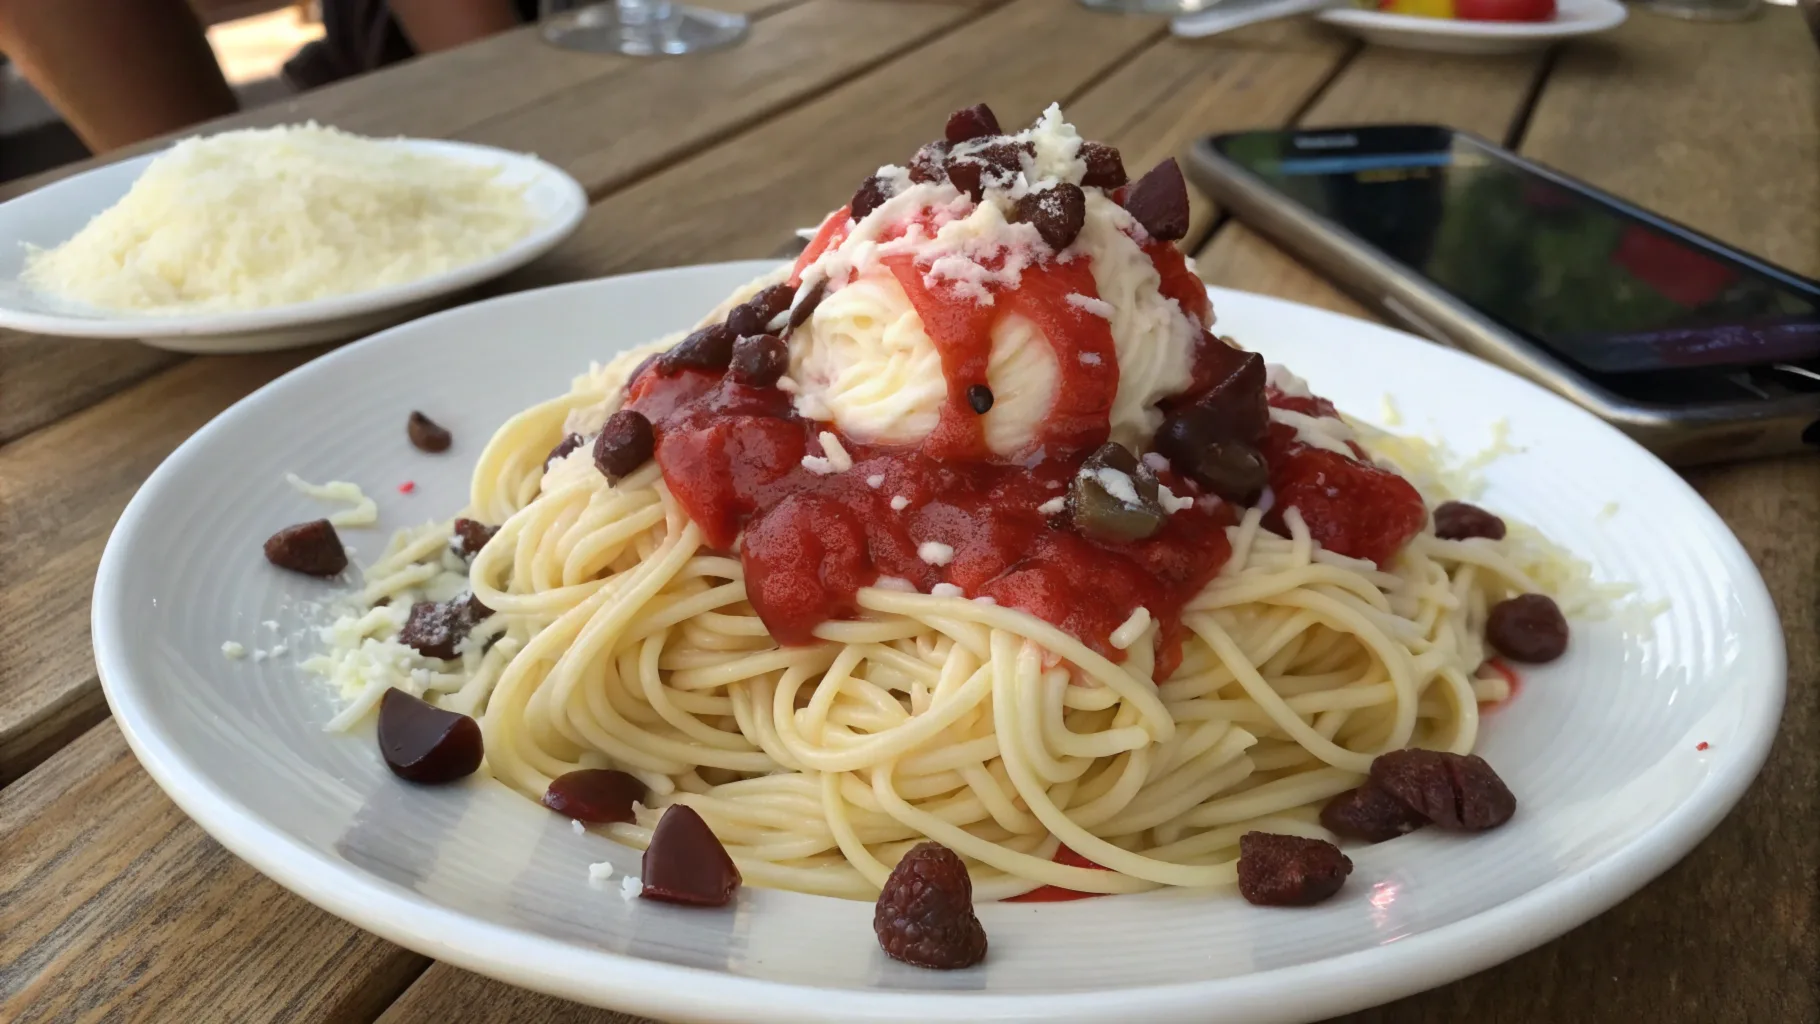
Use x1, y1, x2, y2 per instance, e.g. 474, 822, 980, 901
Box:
0, 125, 587, 353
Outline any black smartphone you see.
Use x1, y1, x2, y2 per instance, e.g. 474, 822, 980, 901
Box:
1188, 125, 1820, 465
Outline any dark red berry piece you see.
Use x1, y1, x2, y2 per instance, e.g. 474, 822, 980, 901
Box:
263, 519, 348, 577
787, 277, 826, 334
730, 333, 789, 389
1370, 749, 1517, 831
640, 804, 741, 907
1080, 141, 1127, 189
377, 687, 483, 785
543, 768, 645, 824
594, 409, 655, 482
1433, 501, 1507, 541
544, 432, 584, 471
1122, 157, 1190, 242
659, 323, 736, 375
407, 411, 452, 453
399, 596, 485, 660
874, 842, 987, 969
1486, 593, 1568, 663
451, 517, 498, 557
945, 138, 1032, 201
907, 140, 950, 184
1320, 782, 1430, 843
1236, 832, 1352, 907
944, 103, 1000, 144
1011, 182, 1086, 250
966, 384, 994, 414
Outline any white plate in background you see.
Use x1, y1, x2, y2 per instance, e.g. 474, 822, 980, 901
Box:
93, 261, 1783, 1024
0, 138, 586, 353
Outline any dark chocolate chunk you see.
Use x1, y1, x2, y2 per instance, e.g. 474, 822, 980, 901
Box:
908, 140, 951, 184
1433, 501, 1507, 541
1011, 182, 1086, 250
1079, 141, 1127, 189
659, 323, 737, 374
407, 411, 452, 453
543, 768, 645, 824
594, 409, 656, 482
1122, 157, 1190, 241
263, 519, 348, 577
787, 277, 826, 334
944, 103, 1001, 144
1237, 832, 1353, 907
377, 687, 483, 784
944, 138, 1033, 201
1371, 749, 1517, 831
730, 333, 789, 389
640, 804, 742, 907
850, 174, 896, 220
451, 517, 498, 557
1486, 594, 1569, 663
1320, 782, 1430, 843
399, 596, 486, 660
544, 432, 585, 471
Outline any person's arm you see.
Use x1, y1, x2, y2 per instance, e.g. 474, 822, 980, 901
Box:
387, 0, 523, 53
0, 0, 237, 153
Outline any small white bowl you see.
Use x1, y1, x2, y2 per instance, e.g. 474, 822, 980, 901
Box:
0, 138, 587, 353
1318, 0, 1627, 53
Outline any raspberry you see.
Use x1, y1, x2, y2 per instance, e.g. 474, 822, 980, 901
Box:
1432, 500, 1506, 541
874, 842, 987, 969
1237, 832, 1352, 907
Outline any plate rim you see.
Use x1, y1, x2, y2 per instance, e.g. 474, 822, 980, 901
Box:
1317, 0, 1627, 36
92, 263, 1787, 1024
0, 138, 588, 340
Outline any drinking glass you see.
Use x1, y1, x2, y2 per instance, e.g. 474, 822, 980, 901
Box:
1076, 0, 1228, 12
540, 0, 748, 57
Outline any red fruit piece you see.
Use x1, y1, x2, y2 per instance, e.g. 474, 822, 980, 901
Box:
1237, 832, 1352, 907
377, 687, 484, 784
1486, 593, 1569, 663
658, 323, 737, 375
1320, 782, 1430, 843
263, 519, 348, 577
944, 103, 1000, 144
543, 768, 644, 824
1121, 157, 1190, 241
407, 411, 452, 453
1263, 430, 1427, 566
850, 174, 895, 220
1433, 500, 1507, 541
1370, 749, 1517, 831
874, 842, 988, 969
729, 334, 789, 389
640, 804, 742, 907
1079, 141, 1127, 189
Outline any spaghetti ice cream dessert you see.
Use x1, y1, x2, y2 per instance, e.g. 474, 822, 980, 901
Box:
282, 103, 1575, 950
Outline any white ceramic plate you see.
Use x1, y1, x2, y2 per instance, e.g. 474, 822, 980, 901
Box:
0, 138, 587, 353
94, 261, 1784, 1024
1317, 0, 1627, 53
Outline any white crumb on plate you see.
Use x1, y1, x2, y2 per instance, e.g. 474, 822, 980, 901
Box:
588, 861, 616, 888
620, 874, 643, 900
571, 819, 585, 835
221, 641, 246, 660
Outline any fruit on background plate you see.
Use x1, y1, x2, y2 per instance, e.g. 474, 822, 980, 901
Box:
1368, 0, 1557, 20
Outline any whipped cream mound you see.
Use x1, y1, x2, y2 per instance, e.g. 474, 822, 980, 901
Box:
788, 104, 1205, 455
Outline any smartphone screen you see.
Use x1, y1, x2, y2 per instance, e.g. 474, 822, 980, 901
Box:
1212, 127, 1820, 399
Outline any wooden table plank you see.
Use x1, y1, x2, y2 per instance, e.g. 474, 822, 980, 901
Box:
503, 0, 1169, 288
0, 0, 883, 447
378, 964, 653, 1024
0, 722, 429, 1023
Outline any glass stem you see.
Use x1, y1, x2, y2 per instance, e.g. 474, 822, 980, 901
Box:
617, 0, 676, 26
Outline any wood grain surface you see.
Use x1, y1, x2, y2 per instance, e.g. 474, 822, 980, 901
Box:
1, 6, 1814, 1024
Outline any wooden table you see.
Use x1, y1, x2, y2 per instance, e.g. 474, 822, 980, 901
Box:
2, 4, 1814, 1021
